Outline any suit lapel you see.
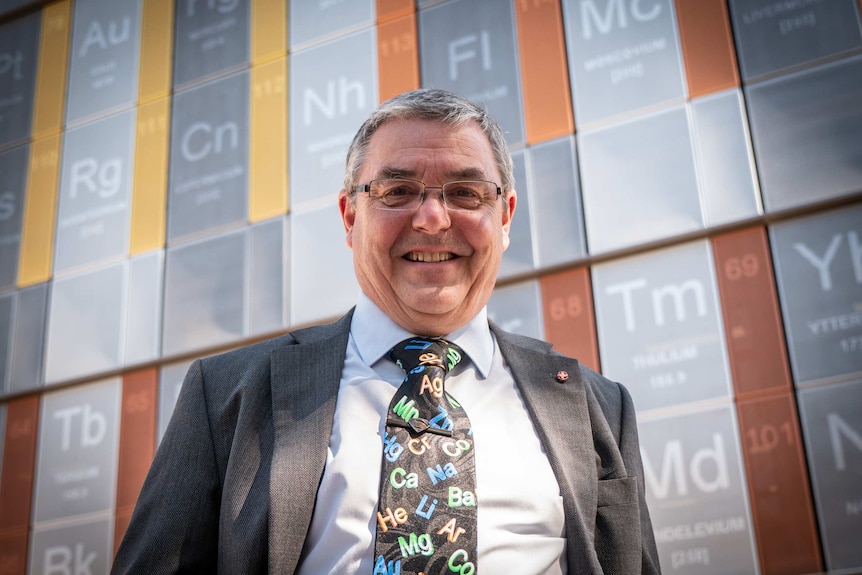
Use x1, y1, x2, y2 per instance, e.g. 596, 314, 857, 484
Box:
268, 313, 352, 574
493, 327, 601, 575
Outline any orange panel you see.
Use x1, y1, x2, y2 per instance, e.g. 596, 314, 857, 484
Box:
0, 529, 29, 575
515, 0, 574, 143
114, 511, 133, 556
0, 396, 40, 532
252, 0, 287, 64
31, 0, 71, 139
540, 267, 600, 372
377, 0, 413, 22
674, 0, 740, 98
737, 394, 823, 574
250, 58, 289, 221
138, 0, 174, 103
18, 135, 60, 286
130, 98, 170, 254
114, 369, 158, 549
712, 227, 791, 398
377, 14, 419, 103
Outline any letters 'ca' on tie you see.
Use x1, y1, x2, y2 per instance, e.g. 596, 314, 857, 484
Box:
374, 338, 478, 575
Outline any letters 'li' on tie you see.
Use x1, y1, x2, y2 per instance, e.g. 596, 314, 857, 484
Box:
374, 338, 478, 575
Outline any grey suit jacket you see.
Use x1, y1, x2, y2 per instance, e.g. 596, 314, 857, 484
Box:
112, 310, 661, 574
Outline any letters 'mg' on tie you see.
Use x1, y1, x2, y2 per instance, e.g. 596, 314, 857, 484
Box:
374, 338, 477, 575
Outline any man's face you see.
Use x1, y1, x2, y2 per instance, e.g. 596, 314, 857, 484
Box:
339, 118, 516, 336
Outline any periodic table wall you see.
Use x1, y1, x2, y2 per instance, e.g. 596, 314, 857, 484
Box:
0, 0, 861, 573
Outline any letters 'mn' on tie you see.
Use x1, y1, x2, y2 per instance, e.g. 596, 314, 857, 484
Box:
374, 338, 478, 575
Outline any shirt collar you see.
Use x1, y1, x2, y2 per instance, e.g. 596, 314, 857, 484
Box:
351, 291, 494, 379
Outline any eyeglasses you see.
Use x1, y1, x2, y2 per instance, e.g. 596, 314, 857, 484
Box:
356, 178, 502, 212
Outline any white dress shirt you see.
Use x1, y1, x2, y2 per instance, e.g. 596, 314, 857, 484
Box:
296, 293, 566, 574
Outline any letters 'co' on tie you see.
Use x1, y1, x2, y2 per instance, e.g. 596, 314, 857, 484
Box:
374, 338, 477, 575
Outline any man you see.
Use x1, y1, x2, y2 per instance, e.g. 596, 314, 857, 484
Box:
112, 88, 660, 574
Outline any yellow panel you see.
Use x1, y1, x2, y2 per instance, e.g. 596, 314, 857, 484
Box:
31, 0, 71, 140
249, 58, 288, 221
138, 0, 174, 103
18, 135, 61, 286
130, 98, 170, 254
251, 0, 287, 64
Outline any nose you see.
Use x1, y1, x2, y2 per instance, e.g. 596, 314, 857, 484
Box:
412, 189, 451, 233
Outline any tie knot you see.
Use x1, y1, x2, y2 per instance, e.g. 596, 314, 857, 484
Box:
388, 337, 463, 375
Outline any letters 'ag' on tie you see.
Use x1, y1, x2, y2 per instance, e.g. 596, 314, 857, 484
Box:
374, 338, 478, 575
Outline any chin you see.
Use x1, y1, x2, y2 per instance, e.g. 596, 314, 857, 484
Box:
402, 290, 464, 313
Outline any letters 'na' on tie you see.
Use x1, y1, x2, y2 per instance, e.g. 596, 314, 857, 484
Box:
374, 338, 478, 575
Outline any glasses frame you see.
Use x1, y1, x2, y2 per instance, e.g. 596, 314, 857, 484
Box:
356, 178, 503, 212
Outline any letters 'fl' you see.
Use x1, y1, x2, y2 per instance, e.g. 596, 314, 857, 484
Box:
374, 338, 478, 575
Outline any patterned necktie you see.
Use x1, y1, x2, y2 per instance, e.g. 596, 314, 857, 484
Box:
374, 338, 478, 575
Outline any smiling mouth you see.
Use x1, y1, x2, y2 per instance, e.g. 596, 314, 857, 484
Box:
405, 252, 456, 263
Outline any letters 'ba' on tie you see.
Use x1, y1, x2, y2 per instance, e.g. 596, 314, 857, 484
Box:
374, 338, 478, 575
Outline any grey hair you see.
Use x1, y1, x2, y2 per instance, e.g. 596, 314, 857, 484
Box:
343, 88, 514, 199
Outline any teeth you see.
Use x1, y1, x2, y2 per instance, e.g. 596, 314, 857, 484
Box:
407, 252, 454, 262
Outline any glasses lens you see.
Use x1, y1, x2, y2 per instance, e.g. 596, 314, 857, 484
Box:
371, 180, 423, 209
443, 181, 497, 211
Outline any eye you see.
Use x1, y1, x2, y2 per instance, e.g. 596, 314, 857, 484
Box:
376, 180, 422, 207
444, 183, 486, 209
385, 184, 415, 197
448, 185, 482, 199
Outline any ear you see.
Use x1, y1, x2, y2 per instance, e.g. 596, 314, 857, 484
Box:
338, 189, 356, 248
500, 189, 516, 252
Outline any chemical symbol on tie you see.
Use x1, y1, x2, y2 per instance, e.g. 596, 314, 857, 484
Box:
374, 338, 478, 575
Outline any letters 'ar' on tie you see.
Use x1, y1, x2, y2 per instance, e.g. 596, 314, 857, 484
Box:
374, 338, 478, 575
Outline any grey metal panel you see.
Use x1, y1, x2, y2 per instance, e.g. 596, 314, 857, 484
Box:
746, 55, 862, 213
162, 229, 246, 356
487, 279, 544, 341
158, 359, 194, 444
0, 0, 41, 18
290, 204, 358, 326
168, 70, 249, 243
0, 292, 12, 393
770, 204, 862, 386
499, 150, 534, 279
173, 0, 250, 88
54, 109, 135, 274
9, 282, 48, 393
289, 0, 373, 49
579, 105, 702, 254
124, 250, 163, 365
691, 89, 762, 227
728, 0, 862, 82
289, 29, 376, 208
65, 0, 142, 125
639, 404, 759, 575
418, 0, 525, 147
0, 145, 28, 290
29, 515, 114, 575
798, 379, 862, 571
561, 0, 686, 126
0, 11, 39, 148
592, 240, 731, 412
32, 378, 121, 522
529, 136, 587, 268
45, 263, 125, 384
249, 216, 287, 336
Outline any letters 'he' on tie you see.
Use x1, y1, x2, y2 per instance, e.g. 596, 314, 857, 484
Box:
373, 338, 478, 575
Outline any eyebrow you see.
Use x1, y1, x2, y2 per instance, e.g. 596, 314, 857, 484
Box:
376, 165, 489, 181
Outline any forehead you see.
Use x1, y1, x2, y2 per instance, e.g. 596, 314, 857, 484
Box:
361, 118, 498, 181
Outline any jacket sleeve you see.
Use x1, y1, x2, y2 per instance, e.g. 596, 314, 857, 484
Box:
111, 360, 221, 574
616, 381, 662, 575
